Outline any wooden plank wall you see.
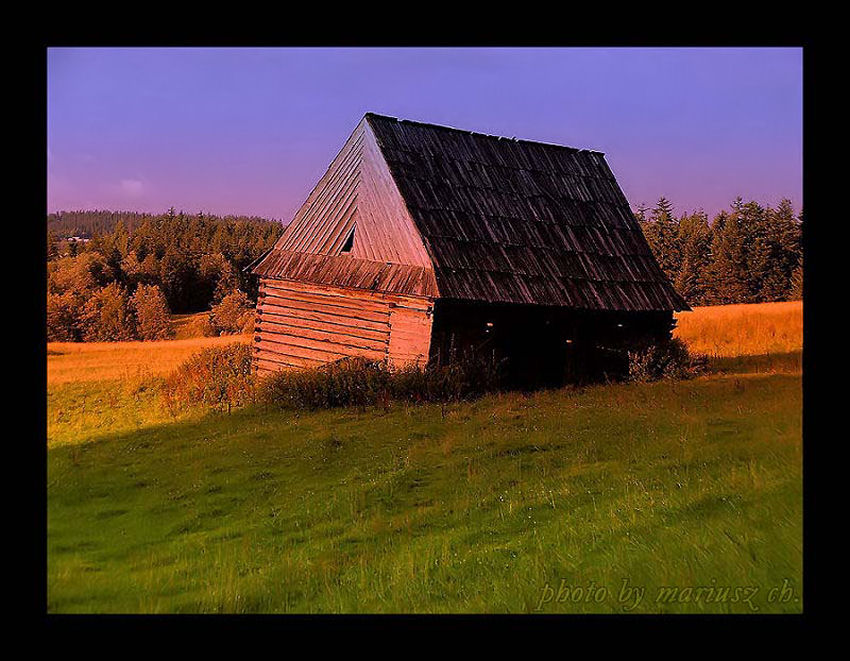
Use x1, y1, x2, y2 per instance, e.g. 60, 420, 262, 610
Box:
255, 277, 433, 377
387, 299, 433, 368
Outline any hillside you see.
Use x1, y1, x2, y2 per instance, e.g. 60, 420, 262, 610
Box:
47, 302, 803, 613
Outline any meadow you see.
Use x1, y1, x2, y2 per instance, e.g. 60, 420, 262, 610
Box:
674, 301, 802, 358
47, 301, 803, 613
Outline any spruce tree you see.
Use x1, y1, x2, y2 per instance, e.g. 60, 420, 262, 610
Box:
789, 258, 803, 300
674, 211, 712, 305
640, 197, 681, 284
738, 200, 770, 302
705, 208, 749, 304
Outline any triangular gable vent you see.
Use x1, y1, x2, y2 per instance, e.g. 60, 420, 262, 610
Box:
340, 225, 355, 254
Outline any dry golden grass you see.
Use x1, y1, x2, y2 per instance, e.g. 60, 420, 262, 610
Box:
48, 302, 802, 386
47, 335, 250, 386
674, 301, 802, 358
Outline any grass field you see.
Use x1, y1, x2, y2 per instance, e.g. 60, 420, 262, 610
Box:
674, 301, 802, 358
47, 335, 248, 385
47, 301, 803, 613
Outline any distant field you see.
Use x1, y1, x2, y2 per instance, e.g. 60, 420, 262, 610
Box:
47, 302, 803, 613
48, 335, 249, 386
171, 312, 212, 340
675, 301, 802, 358
48, 301, 801, 386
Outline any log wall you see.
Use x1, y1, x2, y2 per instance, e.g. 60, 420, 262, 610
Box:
255, 278, 433, 377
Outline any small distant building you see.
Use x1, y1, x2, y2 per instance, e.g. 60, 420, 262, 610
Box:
250, 113, 687, 384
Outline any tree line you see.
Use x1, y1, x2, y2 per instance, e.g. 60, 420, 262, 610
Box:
636, 196, 802, 306
46, 197, 803, 342
47, 208, 277, 240
47, 208, 282, 341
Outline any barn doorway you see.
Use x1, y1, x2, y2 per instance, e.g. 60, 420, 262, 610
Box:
429, 301, 674, 388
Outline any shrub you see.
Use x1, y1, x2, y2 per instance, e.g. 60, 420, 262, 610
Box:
259, 352, 505, 411
210, 290, 254, 335
162, 343, 255, 413
79, 282, 137, 342
131, 284, 174, 341
47, 252, 111, 296
392, 351, 504, 403
260, 357, 390, 410
627, 338, 707, 383
47, 291, 80, 341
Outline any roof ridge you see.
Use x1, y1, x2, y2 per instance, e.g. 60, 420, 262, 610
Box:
363, 112, 605, 155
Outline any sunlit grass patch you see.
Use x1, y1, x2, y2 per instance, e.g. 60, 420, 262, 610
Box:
47, 335, 249, 386
48, 373, 801, 613
674, 301, 802, 359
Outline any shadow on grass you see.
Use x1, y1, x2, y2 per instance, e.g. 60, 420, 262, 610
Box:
48, 347, 802, 454
47, 368, 804, 614
707, 351, 801, 375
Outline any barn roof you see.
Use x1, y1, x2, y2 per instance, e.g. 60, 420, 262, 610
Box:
253, 113, 688, 312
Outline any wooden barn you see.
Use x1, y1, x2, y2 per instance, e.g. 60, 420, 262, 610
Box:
250, 113, 688, 385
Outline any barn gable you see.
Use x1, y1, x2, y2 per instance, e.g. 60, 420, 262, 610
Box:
271, 117, 431, 268
251, 117, 441, 373
255, 113, 686, 312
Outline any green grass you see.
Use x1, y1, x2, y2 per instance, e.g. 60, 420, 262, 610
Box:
48, 377, 202, 447
48, 369, 802, 613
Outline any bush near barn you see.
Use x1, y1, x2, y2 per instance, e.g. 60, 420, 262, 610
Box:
161, 343, 254, 414
258, 352, 504, 411
627, 338, 707, 382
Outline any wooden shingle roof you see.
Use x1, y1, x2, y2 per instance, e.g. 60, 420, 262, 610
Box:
253, 113, 688, 312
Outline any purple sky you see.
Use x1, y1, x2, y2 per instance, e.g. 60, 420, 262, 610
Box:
48, 48, 802, 221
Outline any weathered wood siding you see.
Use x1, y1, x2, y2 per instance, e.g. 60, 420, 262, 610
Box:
254, 277, 433, 376
387, 298, 433, 368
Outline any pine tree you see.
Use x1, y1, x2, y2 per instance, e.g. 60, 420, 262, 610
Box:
674, 211, 712, 305
705, 209, 750, 305
112, 220, 130, 257
762, 199, 801, 301
634, 203, 649, 224
789, 259, 803, 300
47, 229, 59, 261
640, 197, 681, 283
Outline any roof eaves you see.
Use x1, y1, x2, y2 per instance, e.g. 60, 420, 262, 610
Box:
363, 112, 604, 155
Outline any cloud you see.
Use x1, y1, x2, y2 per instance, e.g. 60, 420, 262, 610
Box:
120, 179, 145, 197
